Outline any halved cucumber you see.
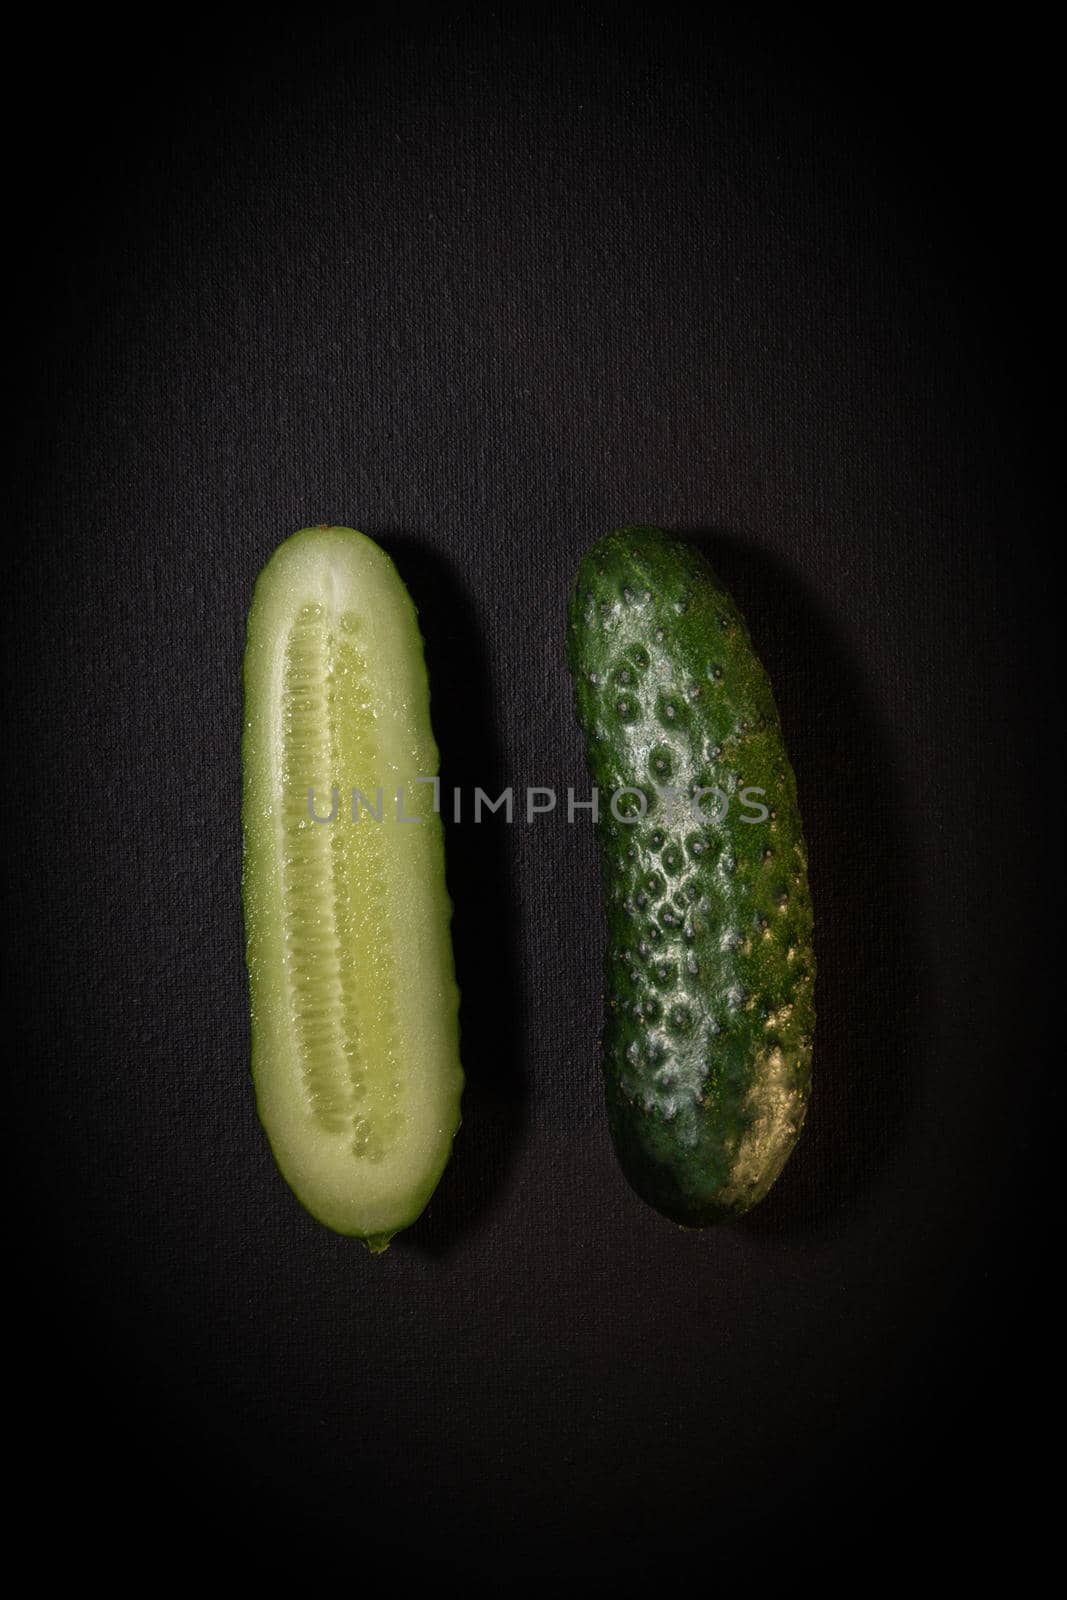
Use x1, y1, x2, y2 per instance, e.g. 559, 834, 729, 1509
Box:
241, 527, 463, 1248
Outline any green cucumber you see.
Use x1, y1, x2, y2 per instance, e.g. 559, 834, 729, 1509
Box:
242, 527, 463, 1248
566, 526, 815, 1225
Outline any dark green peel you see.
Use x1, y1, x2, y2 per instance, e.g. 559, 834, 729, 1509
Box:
566, 526, 815, 1226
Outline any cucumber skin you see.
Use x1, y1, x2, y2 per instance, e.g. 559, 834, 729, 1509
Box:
566, 527, 815, 1226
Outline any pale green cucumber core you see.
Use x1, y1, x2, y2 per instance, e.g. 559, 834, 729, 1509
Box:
242, 527, 462, 1244
280, 598, 404, 1154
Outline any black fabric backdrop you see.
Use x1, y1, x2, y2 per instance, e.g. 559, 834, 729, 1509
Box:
6, 14, 1056, 1582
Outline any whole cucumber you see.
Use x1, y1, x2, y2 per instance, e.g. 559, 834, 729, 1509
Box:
566, 526, 815, 1225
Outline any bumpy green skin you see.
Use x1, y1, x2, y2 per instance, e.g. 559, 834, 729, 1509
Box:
566, 527, 815, 1226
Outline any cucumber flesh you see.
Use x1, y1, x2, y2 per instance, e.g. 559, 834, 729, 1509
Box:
242, 527, 462, 1246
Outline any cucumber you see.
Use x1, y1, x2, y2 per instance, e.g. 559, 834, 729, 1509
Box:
241, 527, 463, 1248
566, 526, 815, 1225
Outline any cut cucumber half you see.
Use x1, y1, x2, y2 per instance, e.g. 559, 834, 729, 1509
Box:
242, 526, 463, 1247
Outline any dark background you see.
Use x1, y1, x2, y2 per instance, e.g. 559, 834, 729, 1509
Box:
6, 11, 1056, 1581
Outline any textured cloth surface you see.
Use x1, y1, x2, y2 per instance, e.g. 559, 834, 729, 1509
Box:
7, 16, 1053, 1580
